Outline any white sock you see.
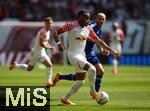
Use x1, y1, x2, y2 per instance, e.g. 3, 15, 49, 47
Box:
87, 66, 96, 93
63, 80, 84, 99
113, 58, 118, 71
46, 67, 52, 83
16, 63, 28, 70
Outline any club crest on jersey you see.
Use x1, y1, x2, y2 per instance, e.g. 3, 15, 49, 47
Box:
75, 36, 86, 42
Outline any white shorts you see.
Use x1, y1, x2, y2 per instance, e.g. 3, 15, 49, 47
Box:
110, 42, 122, 53
29, 50, 50, 65
68, 53, 91, 73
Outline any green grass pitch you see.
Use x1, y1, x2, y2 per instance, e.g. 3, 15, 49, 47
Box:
0, 65, 150, 111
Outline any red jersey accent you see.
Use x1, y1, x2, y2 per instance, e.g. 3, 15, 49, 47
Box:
119, 29, 125, 41
57, 21, 78, 33
39, 28, 47, 42
87, 26, 99, 40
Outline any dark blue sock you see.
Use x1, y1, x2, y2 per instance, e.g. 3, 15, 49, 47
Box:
95, 75, 102, 93
60, 74, 75, 80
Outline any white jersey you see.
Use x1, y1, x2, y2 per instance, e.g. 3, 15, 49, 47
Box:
110, 28, 124, 53
110, 28, 124, 44
32, 27, 50, 54
58, 21, 98, 71
29, 27, 51, 65
58, 21, 97, 55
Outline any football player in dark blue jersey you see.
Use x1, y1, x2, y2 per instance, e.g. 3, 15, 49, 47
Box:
85, 13, 109, 92
52, 13, 109, 93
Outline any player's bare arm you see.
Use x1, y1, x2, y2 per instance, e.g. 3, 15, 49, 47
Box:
40, 35, 56, 54
88, 36, 120, 58
100, 48, 110, 56
95, 37, 121, 57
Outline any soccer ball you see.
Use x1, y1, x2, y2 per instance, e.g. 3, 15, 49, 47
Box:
96, 91, 109, 105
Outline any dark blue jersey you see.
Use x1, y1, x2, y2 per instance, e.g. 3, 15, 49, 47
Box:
85, 21, 104, 57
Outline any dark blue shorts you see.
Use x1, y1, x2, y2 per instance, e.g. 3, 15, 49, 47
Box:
86, 55, 100, 66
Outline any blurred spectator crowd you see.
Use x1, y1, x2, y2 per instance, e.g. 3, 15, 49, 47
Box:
0, 0, 150, 21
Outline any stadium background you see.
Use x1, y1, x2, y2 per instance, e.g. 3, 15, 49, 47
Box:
0, 0, 150, 66
0, 1, 150, 111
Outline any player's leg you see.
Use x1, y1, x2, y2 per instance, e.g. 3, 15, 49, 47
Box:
62, 63, 97, 100
86, 56, 104, 93
53, 57, 104, 93
95, 63, 104, 92
112, 44, 121, 74
53, 67, 103, 93
69, 56, 98, 99
52, 72, 75, 86
61, 56, 94, 105
9, 61, 27, 70
9, 51, 38, 71
42, 57, 53, 87
53, 66, 104, 93
61, 72, 86, 105
9, 61, 35, 71
53, 56, 102, 90
112, 55, 118, 74
60, 56, 97, 105
110, 43, 119, 74
59, 73, 75, 80
83, 63, 97, 99
53, 72, 93, 86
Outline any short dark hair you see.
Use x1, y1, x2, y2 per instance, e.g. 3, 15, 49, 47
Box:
44, 17, 53, 22
77, 10, 89, 17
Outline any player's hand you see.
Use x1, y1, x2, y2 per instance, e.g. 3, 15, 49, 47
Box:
101, 50, 110, 56
112, 50, 121, 58
50, 47, 57, 54
58, 44, 65, 52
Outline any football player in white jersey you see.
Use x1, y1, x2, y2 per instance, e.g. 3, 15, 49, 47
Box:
53, 10, 121, 105
110, 22, 125, 74
9, 17, 57, 87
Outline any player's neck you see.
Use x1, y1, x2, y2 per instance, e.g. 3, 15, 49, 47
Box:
97, 22, 102, 28
45, 27, 50, 31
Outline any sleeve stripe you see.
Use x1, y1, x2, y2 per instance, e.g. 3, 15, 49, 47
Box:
61, 21, 77, 32
88, 26, 99, 40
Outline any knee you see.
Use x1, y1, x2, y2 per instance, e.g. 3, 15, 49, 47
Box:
76, 80, 85, 86
75, 73, 86, 80
88, 65, 96, 73
43, 60, 52, 67
102, 70, 104, 75
101, 70, 104, 76
46, 64, 52, 67
97, 69, 104, 76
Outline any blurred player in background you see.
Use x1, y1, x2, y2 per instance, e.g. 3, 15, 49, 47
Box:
9, 17, 57, 87
52, 13, 108, 93
110, 22, 125, 74
53, 10, 120, 105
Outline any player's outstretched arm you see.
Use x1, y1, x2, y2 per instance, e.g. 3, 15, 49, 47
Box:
94, 37, 121, 57
39, 34, 54, 49
88, 27, 121, 57
40, 39, 57, 54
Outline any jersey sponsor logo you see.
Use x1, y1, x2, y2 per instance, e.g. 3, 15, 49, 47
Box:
75, 36, 86, 42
